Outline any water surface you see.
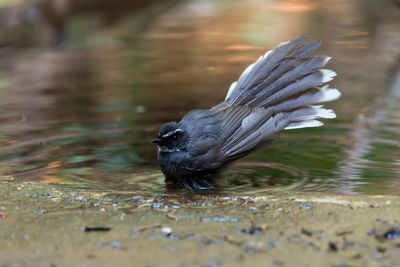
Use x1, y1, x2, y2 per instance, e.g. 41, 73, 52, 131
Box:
1, 0, 400, 195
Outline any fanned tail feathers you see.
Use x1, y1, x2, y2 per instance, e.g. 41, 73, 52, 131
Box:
217, 35, 341, 159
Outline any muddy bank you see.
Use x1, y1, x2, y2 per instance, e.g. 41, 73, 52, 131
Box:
1, 181, 399, 266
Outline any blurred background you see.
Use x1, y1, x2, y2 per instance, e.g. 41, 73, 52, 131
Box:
0, 0, 399, 195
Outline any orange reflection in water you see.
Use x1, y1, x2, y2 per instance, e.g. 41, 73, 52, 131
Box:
270, 1, 316, 13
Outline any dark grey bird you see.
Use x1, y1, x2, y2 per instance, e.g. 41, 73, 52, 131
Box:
153, 36, 341, 190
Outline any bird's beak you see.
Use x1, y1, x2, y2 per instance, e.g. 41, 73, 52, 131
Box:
152, 138, 161, 144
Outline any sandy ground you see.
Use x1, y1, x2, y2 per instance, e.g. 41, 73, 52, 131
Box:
1, 181, 400, 266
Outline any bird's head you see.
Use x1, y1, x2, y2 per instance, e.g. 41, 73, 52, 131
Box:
153, 122, 188, 153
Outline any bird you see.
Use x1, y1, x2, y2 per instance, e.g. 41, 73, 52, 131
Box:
152, 35, 341, 190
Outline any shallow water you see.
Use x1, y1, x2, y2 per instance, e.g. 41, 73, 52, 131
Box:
1, 0, 400, 195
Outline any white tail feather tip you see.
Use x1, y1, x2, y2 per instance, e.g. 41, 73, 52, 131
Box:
225, 81, 237, 100
239, 62, 257, 80
263, 49, 272, 58
324, 56, 332, 65
320, 69, 337, 83
285, 120, 324, 130
320, 87, 341, 102
313, 106, 337, 119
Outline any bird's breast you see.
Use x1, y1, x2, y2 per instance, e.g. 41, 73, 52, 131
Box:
157, 150, 192, 180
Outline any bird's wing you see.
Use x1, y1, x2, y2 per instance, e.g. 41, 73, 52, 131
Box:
180, 109, 225, 170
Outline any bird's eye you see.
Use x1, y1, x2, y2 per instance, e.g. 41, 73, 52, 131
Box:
173, 135, 177, 139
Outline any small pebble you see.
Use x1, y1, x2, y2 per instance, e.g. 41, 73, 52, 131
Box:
161, 227, 172, 236
110, 241, 121, 249
329, 241, 338, 252
377, 246, 387, 253
202, 259, 221, 267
